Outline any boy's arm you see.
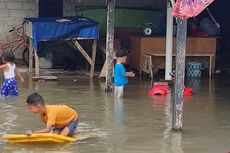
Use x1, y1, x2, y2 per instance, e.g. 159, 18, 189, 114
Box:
25, 123, 53, 136
124, 71, 135, 77
123, 72, 129, 77
119, 65, 135, 77
15, 67, 24, 82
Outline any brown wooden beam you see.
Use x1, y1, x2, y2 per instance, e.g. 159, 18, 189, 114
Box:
72, 40, 93, 65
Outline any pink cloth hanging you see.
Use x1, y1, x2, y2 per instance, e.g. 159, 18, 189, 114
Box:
172, 0, 215, 19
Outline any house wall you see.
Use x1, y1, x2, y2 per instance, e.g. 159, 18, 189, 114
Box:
0, 0, 165, 59
0, 0, 165, 37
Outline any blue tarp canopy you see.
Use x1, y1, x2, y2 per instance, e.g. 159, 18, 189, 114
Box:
25, 16, 99, 52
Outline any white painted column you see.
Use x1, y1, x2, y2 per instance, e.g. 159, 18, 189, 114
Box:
165, 1, 174, 80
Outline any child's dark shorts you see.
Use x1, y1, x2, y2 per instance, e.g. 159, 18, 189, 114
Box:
53, 120, 78, 137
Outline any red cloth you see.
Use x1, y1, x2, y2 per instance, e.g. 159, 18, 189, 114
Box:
148, 85, 168, 96
183, 87, 193, 96
172, 0, 214, 19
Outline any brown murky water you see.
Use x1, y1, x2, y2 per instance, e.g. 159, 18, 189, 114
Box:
0, 75, 230, 153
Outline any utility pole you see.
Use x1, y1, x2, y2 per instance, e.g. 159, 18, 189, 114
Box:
172, 19, 187, 131
105, 0, 116, 92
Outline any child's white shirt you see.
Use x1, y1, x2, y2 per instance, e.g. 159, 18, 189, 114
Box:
4, 63, 15, 79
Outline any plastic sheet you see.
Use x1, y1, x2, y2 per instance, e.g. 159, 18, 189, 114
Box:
25, 16, 99, 51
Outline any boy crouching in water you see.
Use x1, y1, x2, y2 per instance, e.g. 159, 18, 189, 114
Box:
25, 92, 79, 137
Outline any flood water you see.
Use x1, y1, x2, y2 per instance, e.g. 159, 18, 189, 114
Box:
0, 75, 230, 153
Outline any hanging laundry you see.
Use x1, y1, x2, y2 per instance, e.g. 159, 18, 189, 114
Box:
172, 0, 215, 19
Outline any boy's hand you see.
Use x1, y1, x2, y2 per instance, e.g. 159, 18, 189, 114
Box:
128, 71, 135, 77
25, 130, 33, 136
21, 78, 25, 83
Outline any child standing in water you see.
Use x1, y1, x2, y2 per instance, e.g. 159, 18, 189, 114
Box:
114, 50, 135, 98
0, 51, 24, 97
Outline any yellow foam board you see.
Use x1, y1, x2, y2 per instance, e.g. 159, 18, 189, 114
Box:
3, 133, 77, 143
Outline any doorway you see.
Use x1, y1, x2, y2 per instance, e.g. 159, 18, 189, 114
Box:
39, 0, 63, 17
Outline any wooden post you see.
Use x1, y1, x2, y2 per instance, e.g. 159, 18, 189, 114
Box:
29, 38, 33, 73
165, 0, 173, 80
172, 19, 187, 131
90, 39, 97, 78
34, 52, 40, 77
28, 72, 33, 92
105, 0, 115, 92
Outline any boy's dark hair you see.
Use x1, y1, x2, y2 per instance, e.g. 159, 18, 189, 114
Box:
2, 51, 15, 62
27, 92, 45, 105
116, 50, 128, 57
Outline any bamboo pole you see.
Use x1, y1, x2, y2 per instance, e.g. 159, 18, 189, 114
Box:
105, 0, 115, 92
172, 19, 187, 131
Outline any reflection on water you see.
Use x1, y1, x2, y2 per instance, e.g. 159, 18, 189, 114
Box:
160, 95, 172, 153
0, 77, 230, 153
186, 78, 201, 91
3, 143, 73, 153
0, 97, 19, 134
150, 95, 168, 112
159, 95, 184, 153
171, 132, 183, 153
113, 98, 124, 124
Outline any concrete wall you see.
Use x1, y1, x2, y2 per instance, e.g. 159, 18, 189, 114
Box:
0, 0, 76, 37
0, 0, 38, 59
63, 0, 77, 16
0, 0, 73, 58
0, 0, 38, 39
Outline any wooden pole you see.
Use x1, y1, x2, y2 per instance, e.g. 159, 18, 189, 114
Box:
28, 38, 33, 73
165, 1, 173, 80
34, 52, 40, 77
105, 0, 115, 92
28, 72, 33, 92
90, 39, 97, 78
172, 19, 187, 131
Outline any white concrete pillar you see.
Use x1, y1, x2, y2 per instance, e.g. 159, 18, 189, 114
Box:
165, 1, 174, 80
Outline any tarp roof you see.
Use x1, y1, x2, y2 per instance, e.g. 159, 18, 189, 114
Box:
25, 16, 99, 51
